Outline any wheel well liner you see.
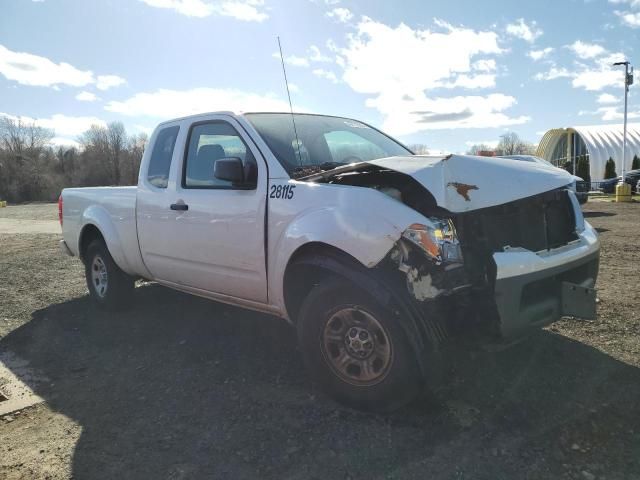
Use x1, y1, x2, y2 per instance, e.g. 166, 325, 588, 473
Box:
78, 224, 105, 262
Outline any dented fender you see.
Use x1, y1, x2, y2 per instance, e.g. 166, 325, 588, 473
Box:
267, 181, 433, 313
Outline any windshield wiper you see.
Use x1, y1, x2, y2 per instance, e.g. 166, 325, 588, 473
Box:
290, 162, 347, 179
317, 161, 347, 170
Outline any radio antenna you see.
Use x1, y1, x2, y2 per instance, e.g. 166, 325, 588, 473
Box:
277, 36, 303, 167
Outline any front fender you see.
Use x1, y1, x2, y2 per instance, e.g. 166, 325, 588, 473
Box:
268, 184, 429, 312
80, 205, 135, 275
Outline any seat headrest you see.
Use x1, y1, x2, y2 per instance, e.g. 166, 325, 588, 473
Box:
197, 144, 226, 161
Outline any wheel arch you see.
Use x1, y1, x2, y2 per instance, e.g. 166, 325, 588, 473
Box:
78, 223, 105, 262
78, 205, 136, 275
283, 241, 440, 378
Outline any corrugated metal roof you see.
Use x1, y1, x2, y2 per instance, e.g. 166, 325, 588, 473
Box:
536, 124, 640, 180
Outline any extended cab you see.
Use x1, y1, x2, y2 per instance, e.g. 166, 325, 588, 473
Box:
59, 112, 600, 411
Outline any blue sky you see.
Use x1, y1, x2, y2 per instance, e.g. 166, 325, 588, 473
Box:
1, 0, 639, 152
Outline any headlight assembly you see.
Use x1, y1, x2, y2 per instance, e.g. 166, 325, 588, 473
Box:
402, 219, 463, 264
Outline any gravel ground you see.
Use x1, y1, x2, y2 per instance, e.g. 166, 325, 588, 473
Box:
0, 201, 639, 480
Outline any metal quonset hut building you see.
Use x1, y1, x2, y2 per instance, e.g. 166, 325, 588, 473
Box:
536, 124, 640, 181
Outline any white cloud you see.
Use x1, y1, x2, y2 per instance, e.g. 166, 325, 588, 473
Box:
615, 10, 640, 26
597, 93, 619, 104
312, 68, 339, 83
567, 41, 606, 59
339, 18, 503, 96
472, 59, 496, 72
505, 19, 543, 43
0, 44, 125, 91
272, 52, 309, 67
535, 43, 627, 91
528, 47, 553, 61
287, 83, 300, 93
96, 74, 126, 90
309, 45, 332, 63
326, 7, 353, 23
442, 74, 495, 89
330, 18, 525, 133
0, 111, 105, 138
75, 91, 98, 102
138, 0, 268, 21
610, 0, 640, 27
0, 44, 93, 87
214, 0, 268, 22
596, 106, 640, 121
105, 87, 294, 118
571, 69, 621, 91
368, 93, 530, 135
534, 66, 572, 81
138, 0, 212, 17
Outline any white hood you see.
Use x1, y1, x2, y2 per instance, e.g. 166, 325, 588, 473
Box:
368, 154, 575, 213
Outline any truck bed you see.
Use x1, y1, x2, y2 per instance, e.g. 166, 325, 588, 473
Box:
60, 186, 146, 276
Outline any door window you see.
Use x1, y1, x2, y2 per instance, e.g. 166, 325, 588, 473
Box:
183, 122, 256, 189
147, 125, 179, 188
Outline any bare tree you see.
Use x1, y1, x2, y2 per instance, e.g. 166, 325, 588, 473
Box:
496, 132, 535, 156
466, 143, 492, 155
107, 122, 126, 185
0, 120, 156, 202
0, 116, 54, 201
126, 132, 148, 185
409, 143, 429, 154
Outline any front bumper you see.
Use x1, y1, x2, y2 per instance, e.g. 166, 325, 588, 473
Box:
492, 223, 600, 338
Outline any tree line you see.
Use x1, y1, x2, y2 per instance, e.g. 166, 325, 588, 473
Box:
466, 131, 536, 157
0, 116, 147, 203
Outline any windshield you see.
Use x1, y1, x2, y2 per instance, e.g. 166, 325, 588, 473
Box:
245, 113, 412, 178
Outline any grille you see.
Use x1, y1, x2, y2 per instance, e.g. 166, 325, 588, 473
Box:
458, 189, 578, 253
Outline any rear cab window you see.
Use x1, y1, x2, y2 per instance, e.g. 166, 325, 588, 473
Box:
147, 125, 180, 188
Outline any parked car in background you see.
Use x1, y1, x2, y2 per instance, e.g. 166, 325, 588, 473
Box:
498, 155, 588, 204
599, 169, 640, 194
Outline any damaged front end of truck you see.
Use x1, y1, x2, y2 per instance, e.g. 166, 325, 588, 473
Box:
304, 154, 600, 347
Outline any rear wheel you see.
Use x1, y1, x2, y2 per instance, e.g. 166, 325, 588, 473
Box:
297, 278, 422, 412
84, 239, 134, 310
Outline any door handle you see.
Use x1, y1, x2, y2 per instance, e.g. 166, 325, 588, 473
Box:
170, 203, 188, 211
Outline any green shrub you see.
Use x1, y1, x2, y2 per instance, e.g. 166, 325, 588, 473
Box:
576, 155, 590, 183
604, 157, 617, 179
632, 155, 640, 170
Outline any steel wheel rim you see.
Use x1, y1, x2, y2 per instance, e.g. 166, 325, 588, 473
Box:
91, 256, 108, 298
321, 306, 393, 386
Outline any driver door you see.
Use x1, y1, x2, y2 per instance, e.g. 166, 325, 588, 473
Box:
142, 117, 268, 303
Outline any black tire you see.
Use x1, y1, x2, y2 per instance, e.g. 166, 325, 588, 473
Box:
297, 278, 422, 412
84, 239, 134, 311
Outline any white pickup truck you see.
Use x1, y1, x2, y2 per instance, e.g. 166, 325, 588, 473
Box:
59, 112, 600, 411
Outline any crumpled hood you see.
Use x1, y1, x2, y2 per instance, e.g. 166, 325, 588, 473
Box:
367, 154, 575, 213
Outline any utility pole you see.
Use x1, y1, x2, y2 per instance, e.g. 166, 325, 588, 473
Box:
613, 61, 633, 202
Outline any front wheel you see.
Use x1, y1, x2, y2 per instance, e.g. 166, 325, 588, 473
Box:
84, 239, 134, 310
297, 279, 422, 412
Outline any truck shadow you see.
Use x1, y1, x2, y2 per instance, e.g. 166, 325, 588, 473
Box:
2, 284, 639, 479
583, 211, 617, 218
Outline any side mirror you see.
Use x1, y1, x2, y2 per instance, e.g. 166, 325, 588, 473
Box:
214, 157, 244, 184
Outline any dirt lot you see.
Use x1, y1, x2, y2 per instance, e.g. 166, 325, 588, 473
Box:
0, 201, 639, 480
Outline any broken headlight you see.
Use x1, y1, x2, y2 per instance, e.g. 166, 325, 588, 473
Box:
402, 220, 463, 264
